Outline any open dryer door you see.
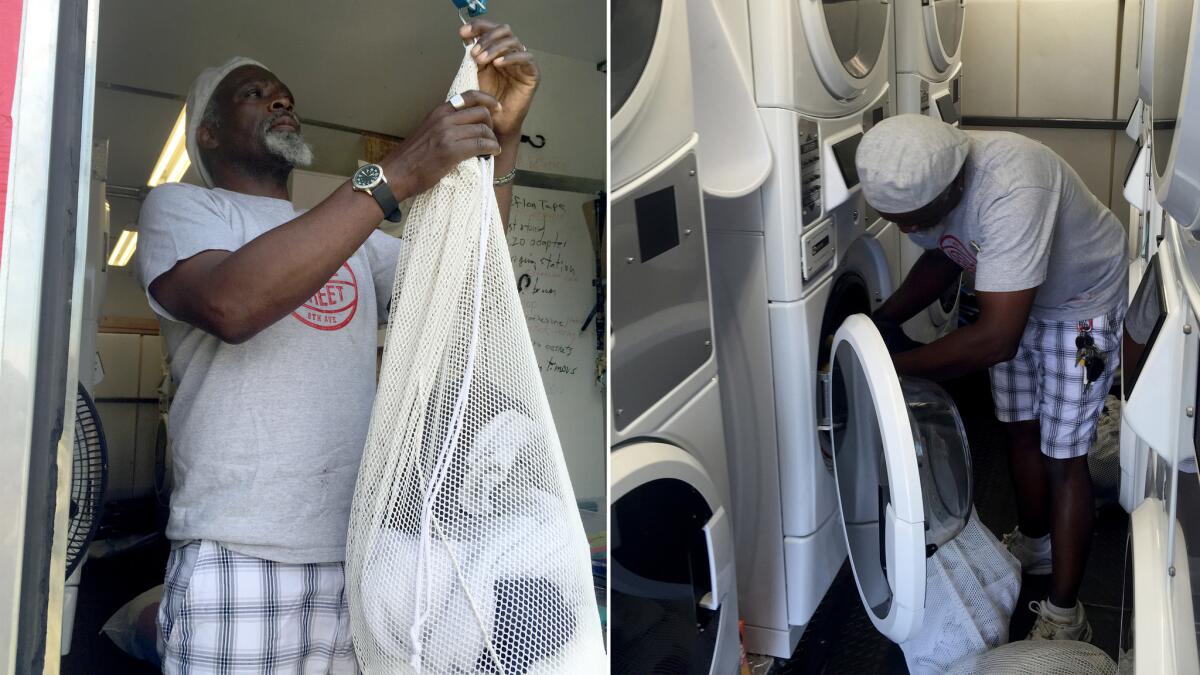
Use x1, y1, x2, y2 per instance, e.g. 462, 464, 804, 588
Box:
826, 315, 973, 642
610, 442, 738, 674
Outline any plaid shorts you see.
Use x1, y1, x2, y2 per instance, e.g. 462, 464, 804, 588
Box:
990, 304, 1124, 459
157, 540, 358, 674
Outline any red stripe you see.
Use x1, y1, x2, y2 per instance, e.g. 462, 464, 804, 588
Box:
0, 0, 24, 268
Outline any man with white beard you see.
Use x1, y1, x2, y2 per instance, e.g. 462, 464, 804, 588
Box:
135, 19, 539, 673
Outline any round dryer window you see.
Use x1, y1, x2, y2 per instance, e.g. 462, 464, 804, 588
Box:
611, 0, 663, 117
1152, 0, 1194, 178
934, 0, 964, 58
822, 0, 889, 79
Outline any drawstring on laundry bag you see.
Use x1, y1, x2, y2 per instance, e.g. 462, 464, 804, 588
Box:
345, 46, 605, 674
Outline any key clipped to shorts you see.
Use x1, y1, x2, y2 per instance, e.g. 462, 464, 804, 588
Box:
1076, 322, 1106, 393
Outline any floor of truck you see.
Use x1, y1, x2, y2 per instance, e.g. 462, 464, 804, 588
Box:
61, 499, 169, 674
774, 370, 1130, 674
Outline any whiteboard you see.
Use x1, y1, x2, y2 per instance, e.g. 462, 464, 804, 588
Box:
506, 186, 605, 501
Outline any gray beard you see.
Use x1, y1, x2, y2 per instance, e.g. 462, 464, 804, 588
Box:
263, 128, 314, 167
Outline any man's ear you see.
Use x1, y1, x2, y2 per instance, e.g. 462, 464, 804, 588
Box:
196, 123, 219, 151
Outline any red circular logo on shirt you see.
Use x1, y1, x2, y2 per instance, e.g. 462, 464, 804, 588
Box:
293, 263, 358, 331
938, 234, 978, 273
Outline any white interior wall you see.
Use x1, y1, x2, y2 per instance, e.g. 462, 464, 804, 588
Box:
962, 0, 1141, 227
93, 334, 161, 503
961, 0, 1019, 117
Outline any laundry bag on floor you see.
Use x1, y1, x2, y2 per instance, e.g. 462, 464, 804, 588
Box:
901, 511, 1021, 674
345, 48, 605, 674
945, 639, 1117, 674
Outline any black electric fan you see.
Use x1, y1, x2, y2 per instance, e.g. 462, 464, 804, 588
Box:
67, 384, 107, 578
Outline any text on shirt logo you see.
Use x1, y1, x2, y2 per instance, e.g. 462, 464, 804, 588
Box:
293, 263, 359, 330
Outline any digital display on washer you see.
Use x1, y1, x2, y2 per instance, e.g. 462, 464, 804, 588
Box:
832, 134, 862, 188
1124, 252, 1166, 399
936, 95, 960, 125
634, 186, 681, 263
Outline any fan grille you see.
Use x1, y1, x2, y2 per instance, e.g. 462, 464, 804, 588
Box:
68, 385, 107, 578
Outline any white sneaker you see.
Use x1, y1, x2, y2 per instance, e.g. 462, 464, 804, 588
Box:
1026, 600, 1093, 642
1002, 528, 1052, 575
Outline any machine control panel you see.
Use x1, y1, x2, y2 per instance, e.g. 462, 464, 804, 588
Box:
799, 118, 822, 226
801, 218, 835, 281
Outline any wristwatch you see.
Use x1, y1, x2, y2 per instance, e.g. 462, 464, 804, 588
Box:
351, 163, 403, 222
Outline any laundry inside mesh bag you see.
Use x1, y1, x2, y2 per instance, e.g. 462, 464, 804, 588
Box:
900, 511, 1021, 675
1089, 395, 1121, 503
346, 48, 605, 674
945, 639, 1117, 674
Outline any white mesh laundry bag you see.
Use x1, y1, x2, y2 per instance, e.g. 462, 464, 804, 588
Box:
345, 49, 605, 674
945, 640, 1117, 674
900, 511, 1021, 674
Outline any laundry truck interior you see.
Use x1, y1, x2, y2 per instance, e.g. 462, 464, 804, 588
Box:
610, 0, 1170, 672
0, 0, 606, 672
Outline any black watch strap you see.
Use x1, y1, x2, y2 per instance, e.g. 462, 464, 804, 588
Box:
370, 182, 403, 222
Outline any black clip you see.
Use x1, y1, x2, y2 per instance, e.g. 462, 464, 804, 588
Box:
521, 134, 546, 149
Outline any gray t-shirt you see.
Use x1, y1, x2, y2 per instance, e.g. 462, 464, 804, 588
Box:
136, 183, 402, 563
907, 131, 1128, 321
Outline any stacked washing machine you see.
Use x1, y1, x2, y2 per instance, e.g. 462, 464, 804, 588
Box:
1119, 0, 1164, 514
608, 1, 741, 672
696, 0, 969, 660
891, 0, 966, 344
701, 0, 897, 657
1120, 0, 1200, 671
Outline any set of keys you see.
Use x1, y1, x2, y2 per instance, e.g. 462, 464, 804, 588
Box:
1076, 331, 1106, 393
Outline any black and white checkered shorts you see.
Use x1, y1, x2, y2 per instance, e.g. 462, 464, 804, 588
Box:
990, 304, 1124, 459
157, 540, 358, 674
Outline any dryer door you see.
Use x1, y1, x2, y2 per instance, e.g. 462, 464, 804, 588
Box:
610, 442, 737, 674
1149, 0, 1200, 230
611, 0, 663, 118
923, 0, 964, 73
827, 315, 973, 642
802, 0, 891, 101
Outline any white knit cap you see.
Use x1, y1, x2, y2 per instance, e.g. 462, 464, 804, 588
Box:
856, 114, 970, 213
186, 56, 269, 187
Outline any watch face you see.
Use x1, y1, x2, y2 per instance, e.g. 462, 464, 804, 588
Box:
354, 164, 382, 189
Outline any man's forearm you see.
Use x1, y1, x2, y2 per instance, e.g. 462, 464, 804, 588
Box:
892, 320, 1013, 381
875, 249, 962, 325
192, 181, 396, 341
